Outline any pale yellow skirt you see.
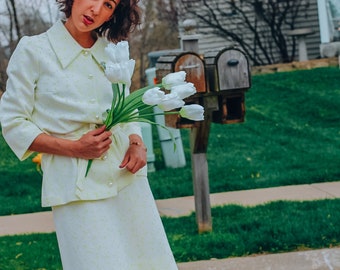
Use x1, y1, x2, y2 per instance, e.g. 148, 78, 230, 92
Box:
52, 177, 178, 270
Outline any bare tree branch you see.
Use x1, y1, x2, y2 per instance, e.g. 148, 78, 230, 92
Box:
0, 0, 60, 92
178, 0, 311, 65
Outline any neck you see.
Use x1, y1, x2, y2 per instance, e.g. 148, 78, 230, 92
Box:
64, 20, 96, 48
77, 34, 96, 48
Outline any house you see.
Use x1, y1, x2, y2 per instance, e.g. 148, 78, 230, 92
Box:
178, 0, 340, 64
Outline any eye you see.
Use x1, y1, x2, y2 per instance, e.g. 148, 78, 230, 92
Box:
105, 0, 118, 9
104, 2, 113, 9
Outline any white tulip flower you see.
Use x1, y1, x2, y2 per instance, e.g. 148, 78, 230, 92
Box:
179, 104, 204, 121
105, 59, 135, 86
171, 82, 196, 99
105, 41, 130, 63
158, 93, 185, 111
162, 71, 186, 90
142, 87, 165, 105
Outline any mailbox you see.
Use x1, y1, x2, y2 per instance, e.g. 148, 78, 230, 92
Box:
205, 48, 251, 92
156, 51, 207, 128
204, 48, 251, 124
212, 93, 245, 124
156, 51, 207, 93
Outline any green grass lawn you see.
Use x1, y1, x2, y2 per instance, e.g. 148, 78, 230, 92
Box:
0, 67, 340, 215
1, 199, 339, 269
0, 67, 340, 268
149, 67, 340, 198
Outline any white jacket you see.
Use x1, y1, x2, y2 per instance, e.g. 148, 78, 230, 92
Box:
0, 20, 146, 207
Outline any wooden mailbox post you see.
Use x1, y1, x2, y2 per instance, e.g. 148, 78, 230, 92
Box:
155, 35, 251, 233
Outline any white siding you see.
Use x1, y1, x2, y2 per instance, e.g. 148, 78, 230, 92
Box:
180, 0, 322, 65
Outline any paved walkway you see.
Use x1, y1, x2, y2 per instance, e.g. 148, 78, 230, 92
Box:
1, 181, 340, 269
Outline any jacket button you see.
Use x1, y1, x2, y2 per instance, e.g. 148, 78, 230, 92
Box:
108, 182, 113, 187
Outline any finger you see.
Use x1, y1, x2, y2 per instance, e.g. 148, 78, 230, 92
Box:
126, 161, 138, 174
92, 131, 112, 146
98, 133, 112, 144
89, 125, 106, 136
119, 153, 130, 169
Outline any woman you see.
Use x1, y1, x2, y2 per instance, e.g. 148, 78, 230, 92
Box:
0, 0, 178, 269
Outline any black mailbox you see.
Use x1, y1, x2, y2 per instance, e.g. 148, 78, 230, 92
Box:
204, 48, 251, 124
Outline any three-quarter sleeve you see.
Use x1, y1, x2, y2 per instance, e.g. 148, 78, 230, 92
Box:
0, 37, 43, 160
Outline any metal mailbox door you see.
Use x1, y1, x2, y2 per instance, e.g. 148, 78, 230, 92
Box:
156, 52, 206, 128
173, 53, 206, 93
156, 52, 206, 93
217, 48, 250, 91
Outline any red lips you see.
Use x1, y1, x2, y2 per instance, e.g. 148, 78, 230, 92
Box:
83, 15, 94, 26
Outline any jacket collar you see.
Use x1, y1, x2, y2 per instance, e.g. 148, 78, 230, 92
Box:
47, 20, 109, 69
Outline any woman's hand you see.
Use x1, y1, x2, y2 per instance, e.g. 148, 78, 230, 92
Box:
119, 135, 147, 174
76, 126, 112, 159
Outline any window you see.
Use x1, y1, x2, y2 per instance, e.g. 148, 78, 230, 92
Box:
327, 0, 340, 39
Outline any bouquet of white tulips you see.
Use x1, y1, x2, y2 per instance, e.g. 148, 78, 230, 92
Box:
86, 41, 204, 176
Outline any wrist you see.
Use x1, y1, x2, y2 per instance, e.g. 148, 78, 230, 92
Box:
129, 141, 147, 152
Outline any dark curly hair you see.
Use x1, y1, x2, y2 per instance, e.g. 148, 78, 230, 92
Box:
56, 0, 141, 42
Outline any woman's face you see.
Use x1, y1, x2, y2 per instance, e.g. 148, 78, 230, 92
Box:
66, 0, 120, 35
